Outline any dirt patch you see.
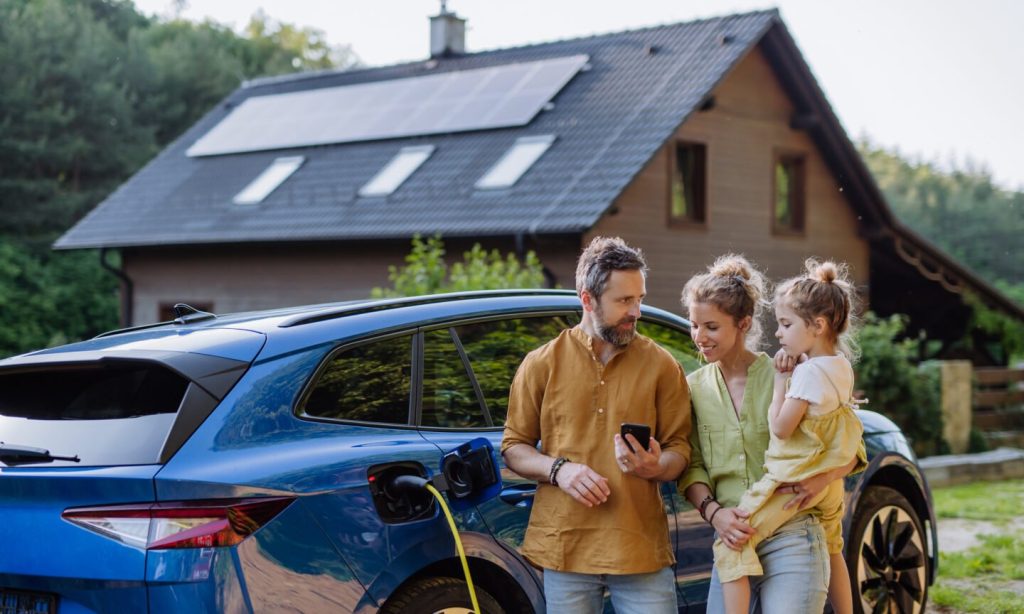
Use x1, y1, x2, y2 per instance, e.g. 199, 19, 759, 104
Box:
936, 516, 1024, 552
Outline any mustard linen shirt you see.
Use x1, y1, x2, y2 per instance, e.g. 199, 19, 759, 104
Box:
501, 327, 692, 574
678, 353, 866, 509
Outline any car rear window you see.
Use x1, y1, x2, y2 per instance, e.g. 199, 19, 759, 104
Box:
0, 362, 189, 467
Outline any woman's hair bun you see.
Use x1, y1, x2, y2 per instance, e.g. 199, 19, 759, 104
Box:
710, 254, 752, 280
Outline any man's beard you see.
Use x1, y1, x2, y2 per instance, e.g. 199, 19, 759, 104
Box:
595, 307, 638, 348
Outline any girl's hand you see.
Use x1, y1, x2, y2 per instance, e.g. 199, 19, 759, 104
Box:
711, 506, 755, 551
773, 348, 795, 373
779, 471, 831, 510
773, 349, 808, 374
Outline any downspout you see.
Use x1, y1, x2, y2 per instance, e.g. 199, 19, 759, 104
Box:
515, 232, 557, 288
100, 248, 133, 327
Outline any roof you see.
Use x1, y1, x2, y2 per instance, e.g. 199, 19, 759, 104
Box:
55, 10, 778, 249
54, 9, 1022, 322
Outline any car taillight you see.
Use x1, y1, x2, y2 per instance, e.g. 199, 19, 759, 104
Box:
62, 497, 294, 550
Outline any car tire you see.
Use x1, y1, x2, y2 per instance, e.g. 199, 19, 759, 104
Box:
381, 576, 506, 614
847, 485, 929, 614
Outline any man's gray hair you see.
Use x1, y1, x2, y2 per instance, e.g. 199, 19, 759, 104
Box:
574, 236, 648, 300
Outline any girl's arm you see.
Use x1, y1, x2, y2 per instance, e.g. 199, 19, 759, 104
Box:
768, 371, 809, 439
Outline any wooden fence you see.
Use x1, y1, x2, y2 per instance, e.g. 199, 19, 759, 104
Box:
974, 367, 1024, 410
973, 367, 1024, 440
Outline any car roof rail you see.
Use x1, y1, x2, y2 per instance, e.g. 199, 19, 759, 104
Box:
279, 289, 577, 328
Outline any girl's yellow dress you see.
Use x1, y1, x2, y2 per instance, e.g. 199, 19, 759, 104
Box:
714, 356, 864, 583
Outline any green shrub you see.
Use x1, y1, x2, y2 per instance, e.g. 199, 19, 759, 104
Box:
855, 312, 944, 456
371, 235, 547, 298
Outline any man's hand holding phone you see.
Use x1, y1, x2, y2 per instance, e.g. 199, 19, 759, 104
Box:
615, 423, 663, 479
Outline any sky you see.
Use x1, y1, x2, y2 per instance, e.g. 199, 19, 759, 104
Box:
135, 0, 1024, 192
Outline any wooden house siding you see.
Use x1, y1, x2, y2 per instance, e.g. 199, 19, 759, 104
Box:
590, 47, 869, 312
123, 236, 582, 324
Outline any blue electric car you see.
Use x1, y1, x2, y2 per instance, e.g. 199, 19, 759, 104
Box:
0, 290, 935, 613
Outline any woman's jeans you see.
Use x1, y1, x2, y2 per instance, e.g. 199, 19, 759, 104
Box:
706, 514, 830, 614
544, 566, 676, 614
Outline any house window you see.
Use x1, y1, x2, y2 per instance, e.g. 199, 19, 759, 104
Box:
669, 142, 707, 225
359, 145, 435, 197
475, 135, 555, 189
233, 156, 304, 205
773, 154, 805, 233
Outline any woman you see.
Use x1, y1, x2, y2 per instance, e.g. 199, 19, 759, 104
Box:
678, 254, 864, 613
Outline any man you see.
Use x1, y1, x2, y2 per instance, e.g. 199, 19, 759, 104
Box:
502, 236, 692, 613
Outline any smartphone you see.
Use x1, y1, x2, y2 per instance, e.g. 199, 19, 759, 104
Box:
620, 423, 652, 453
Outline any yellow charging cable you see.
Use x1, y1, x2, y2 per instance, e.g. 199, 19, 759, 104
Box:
425, 483, 481, 613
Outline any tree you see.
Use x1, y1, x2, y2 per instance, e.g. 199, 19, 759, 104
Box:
859, 139, 1024, 287
372, 236, 548, 298
0, 0, 357, 357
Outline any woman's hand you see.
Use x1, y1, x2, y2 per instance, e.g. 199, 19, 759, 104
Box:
711, 506, 755, 551
778, 471, 831, 511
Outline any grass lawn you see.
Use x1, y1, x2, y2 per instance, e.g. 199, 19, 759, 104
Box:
929, 479, 1024, 613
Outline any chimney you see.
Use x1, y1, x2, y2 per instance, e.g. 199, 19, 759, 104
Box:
430, 1, 466, 57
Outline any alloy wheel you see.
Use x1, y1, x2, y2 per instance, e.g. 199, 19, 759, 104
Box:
855, 504, 927, 614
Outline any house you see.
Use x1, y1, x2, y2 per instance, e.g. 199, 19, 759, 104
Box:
56, 8, 1023, 362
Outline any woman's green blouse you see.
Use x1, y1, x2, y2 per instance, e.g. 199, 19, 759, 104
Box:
678, 353, 867, 508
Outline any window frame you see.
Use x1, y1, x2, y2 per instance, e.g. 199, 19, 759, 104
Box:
667, 140, 709, 228
416, 310, 581, 432
295, 329, 420, 429
475, 135, 556, 190
771, 150, 807, 236
232, 156, 305, 205
294, 310, 584, 431
358, 145, 435, 197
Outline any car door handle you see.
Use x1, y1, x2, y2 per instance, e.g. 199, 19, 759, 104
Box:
499, 484, 536, 506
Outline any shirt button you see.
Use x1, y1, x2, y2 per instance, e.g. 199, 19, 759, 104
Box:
598, 408, 604, 414
600, 380, 605, 385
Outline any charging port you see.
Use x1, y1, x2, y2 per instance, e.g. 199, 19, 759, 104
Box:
367, 462, 435, 524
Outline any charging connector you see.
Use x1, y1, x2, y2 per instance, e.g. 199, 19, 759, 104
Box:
387, 473, 481, 613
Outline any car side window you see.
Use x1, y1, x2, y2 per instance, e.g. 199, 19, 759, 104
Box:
421, 328, 488, 428
637, 319, 702, 374
454, 314, 579, 426
301, 334, 412, 425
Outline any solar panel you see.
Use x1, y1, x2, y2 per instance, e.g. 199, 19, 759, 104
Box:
187, 54, 589, 157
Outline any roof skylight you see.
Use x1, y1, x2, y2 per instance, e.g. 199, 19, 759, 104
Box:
359, 146, 435, 197
232, 156, 305, 205
475, 135, 555, 189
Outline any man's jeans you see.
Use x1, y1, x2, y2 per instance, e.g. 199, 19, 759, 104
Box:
544, 566, 676, 614
706, 514, 830, 614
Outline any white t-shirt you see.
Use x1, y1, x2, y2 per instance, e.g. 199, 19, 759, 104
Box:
785, 355, 855, 417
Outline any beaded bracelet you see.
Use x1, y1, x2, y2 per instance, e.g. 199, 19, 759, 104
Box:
549, 456, 569, 486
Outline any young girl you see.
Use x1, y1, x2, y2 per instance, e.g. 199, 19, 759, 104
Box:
717, 258, 864, 614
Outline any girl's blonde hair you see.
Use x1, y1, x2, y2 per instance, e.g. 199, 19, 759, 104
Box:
775, 258, 861, 362
681, 254, 770, 351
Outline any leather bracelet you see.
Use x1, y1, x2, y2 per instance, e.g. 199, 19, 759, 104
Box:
707, 503, 724, 526
698, 495, 717, 521
549, 456, 569, 486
